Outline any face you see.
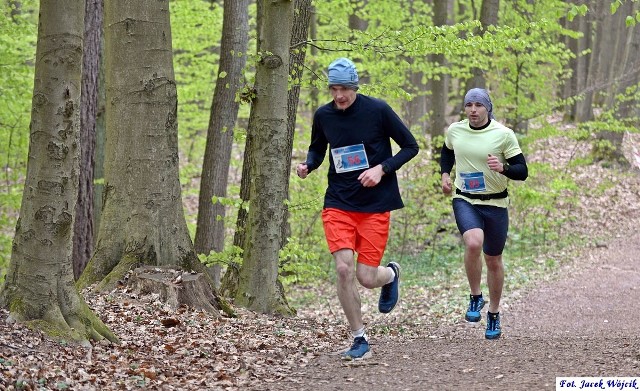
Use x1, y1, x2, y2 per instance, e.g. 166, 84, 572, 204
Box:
330, 85, 357, 110
464, 102, 489, 127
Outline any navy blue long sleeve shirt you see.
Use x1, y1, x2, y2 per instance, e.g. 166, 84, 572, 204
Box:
305, 94, 419, 212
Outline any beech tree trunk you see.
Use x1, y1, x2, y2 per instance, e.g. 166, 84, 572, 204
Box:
0, 0, 117, 344
194, 0, 249, 287
234, 0, 295, 315
77, 0, 214, 300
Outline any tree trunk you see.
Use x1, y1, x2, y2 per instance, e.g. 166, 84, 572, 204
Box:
602, 4, 628, 109
572, 6, 591, 121
614, 1, 640, 118
93, 38, 106, 241
281, 0, 313, 247
465, 0, 499, 90
429, 0, 451, 140
402, 0, 428, 139
576, 2, 611, 122
73, 0, 103, 279
0, 0, 117, 344
234, 0, 295, 315
77, 0, 217, 305
194, 0, 249, 287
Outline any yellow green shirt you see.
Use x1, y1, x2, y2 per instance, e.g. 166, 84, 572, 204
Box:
444, 119, 522, 208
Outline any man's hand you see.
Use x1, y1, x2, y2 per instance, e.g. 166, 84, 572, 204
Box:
296, 163, 309, 179
487, 154, 504, 173
358, 164, 385, 187
441, 173, 452, 195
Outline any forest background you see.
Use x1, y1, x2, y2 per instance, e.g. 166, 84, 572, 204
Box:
1, 0, 640, 343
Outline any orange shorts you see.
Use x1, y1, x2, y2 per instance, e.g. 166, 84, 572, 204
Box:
321, 207, 390, 267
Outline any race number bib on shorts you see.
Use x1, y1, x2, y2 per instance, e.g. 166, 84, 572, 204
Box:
459, 171, 486, 192
331, 144, 370, 173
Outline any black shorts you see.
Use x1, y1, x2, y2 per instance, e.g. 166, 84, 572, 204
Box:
452, 198, 509, 256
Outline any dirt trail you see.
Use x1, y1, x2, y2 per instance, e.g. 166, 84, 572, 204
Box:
264, 233, 640, 391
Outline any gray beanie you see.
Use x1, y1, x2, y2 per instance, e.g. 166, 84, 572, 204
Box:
464, 88, 495, 119
328, 57, 359, 90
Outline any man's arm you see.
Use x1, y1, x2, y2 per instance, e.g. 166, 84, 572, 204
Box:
440, 144, 455, 194
304, 112, 329, 173
501, 153, 528, 181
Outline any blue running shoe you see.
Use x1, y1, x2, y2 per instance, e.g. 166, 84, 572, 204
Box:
378, 262, 400, 313
341, 336, 371, 360
485, 312, 502, 339
465, 294, 485, 322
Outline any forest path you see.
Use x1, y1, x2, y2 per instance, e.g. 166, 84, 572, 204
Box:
264, 232, 640, 391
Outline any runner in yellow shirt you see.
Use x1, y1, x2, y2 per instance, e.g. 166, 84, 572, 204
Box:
440, 88, 529, 339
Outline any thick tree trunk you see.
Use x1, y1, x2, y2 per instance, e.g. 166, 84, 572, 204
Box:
77, 0, 214, 301
223, 0, 311, 303
234, 0, 295, 315
73, 0, 103, 279
194, 0, 249, 287
0, 0, 116, 344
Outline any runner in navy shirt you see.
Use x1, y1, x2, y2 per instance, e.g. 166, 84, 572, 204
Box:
297, 58, 418, 360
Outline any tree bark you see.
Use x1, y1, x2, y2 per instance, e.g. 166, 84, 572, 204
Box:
128, 266, 226, 315
465, 0, 499, 90
402, 0, 428, 139
0, 0, 117, 344
429, 0, 451, 140
73, 0, 103, 279
281, 0, 313, 248
234, 0, 295, 315
77, 0, 218, 309
194, 0, 249, 287
575, 1, 599, 122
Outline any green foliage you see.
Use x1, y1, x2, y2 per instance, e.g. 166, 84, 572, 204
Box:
0, 1, 38, 283
0, 3, 36, 182
610, 0, 640, 26
199, 245, 243, 268
279, 237, 324, 284
171, 1, 223, 160
568, 4, 589, 21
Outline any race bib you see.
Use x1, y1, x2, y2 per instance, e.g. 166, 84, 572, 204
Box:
331, 144, 370, 173
459, 171, 486, 192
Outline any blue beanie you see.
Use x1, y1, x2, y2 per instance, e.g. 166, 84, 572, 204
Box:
328, 58, 359, 90
464, 88, 495, 119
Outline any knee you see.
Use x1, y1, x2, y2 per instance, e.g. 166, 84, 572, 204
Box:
463, 230, 484, 253
485, 255, 503, 271
335, 262, 354, 282
465, 238, 483, 253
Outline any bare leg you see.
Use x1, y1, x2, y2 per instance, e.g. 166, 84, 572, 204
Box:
355, 262, 394, 289
484, 253, 504, 313
334, 249, 363, 331
462, 228, 484, 295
